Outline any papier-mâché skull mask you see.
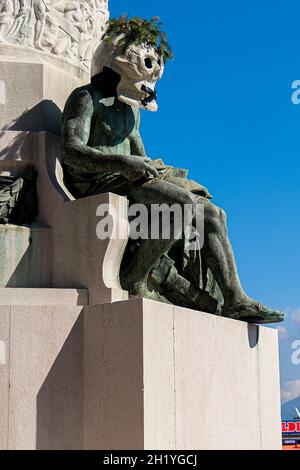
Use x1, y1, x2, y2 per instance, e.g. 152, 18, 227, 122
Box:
91, 37, 164, 112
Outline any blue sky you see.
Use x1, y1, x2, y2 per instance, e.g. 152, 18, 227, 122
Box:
110, 1, 300, 408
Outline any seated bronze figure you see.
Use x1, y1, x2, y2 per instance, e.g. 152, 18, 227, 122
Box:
61, 16, 283, 323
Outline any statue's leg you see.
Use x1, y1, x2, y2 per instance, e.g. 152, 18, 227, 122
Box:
120, 178, 196, 296
33, 0, 45, 48
17, 0, 26, 15
199, 198, 246, 306
199, 197, 283, 323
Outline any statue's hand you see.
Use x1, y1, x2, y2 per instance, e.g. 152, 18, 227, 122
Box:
121, 156, 159, 181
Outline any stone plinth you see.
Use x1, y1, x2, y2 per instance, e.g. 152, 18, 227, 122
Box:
0, 297, 282, 450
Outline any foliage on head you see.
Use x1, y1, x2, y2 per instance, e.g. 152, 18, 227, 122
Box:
102, 14, 173, 62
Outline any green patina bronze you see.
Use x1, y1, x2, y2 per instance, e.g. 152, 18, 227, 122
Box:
61, 16, 284, 324
0, 170, 38, 225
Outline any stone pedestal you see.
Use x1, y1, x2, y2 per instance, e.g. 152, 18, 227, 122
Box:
0, 297, 282, 450
0, 7, 282, 450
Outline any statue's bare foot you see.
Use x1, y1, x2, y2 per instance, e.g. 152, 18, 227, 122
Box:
222, 300, 284, 324
34, 41, 45, 51
120, 273, 150, 297
120, 270, 173, 304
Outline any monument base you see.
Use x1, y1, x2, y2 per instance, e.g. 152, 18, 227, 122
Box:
0, 295, 281, 450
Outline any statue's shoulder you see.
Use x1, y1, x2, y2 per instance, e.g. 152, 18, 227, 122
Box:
64, 84, 100, 116
67, 84, 97, 103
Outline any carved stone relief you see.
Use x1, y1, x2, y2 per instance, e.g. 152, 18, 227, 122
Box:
0, 0, 109, 70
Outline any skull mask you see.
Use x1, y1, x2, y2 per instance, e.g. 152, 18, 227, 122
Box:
91, 37, 164, 111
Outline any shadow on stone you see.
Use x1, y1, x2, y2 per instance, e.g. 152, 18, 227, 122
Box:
36, 314, 83, 450
0, 130, 33, 162
247, 323, 259, 349
2, 225, 52, 288
8, 100, 62, 135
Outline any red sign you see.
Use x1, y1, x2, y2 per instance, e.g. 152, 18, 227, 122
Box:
282, 421, 300, 433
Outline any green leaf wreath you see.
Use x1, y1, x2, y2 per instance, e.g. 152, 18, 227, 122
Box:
102, 15, 173, 62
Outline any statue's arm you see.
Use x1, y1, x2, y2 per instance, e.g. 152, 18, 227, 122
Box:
130, 110, 147, 157
62, 89, 158, 180
62, 89, 105, 172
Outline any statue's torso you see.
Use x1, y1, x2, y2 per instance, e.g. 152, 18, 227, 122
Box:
88, 91, 138, 157
62, 85, 143, 197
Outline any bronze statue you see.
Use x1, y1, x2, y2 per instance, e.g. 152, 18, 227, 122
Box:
61, 16, 283, 323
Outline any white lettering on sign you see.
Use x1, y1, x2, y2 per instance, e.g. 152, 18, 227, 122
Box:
0, 80, 5, 105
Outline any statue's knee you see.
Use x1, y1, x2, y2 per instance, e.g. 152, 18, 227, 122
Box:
219, 207, 226, 222
212, 205, 226, 222
182, 195, 197, 219
174, 192, 195, 210
205, 203, 226, 228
